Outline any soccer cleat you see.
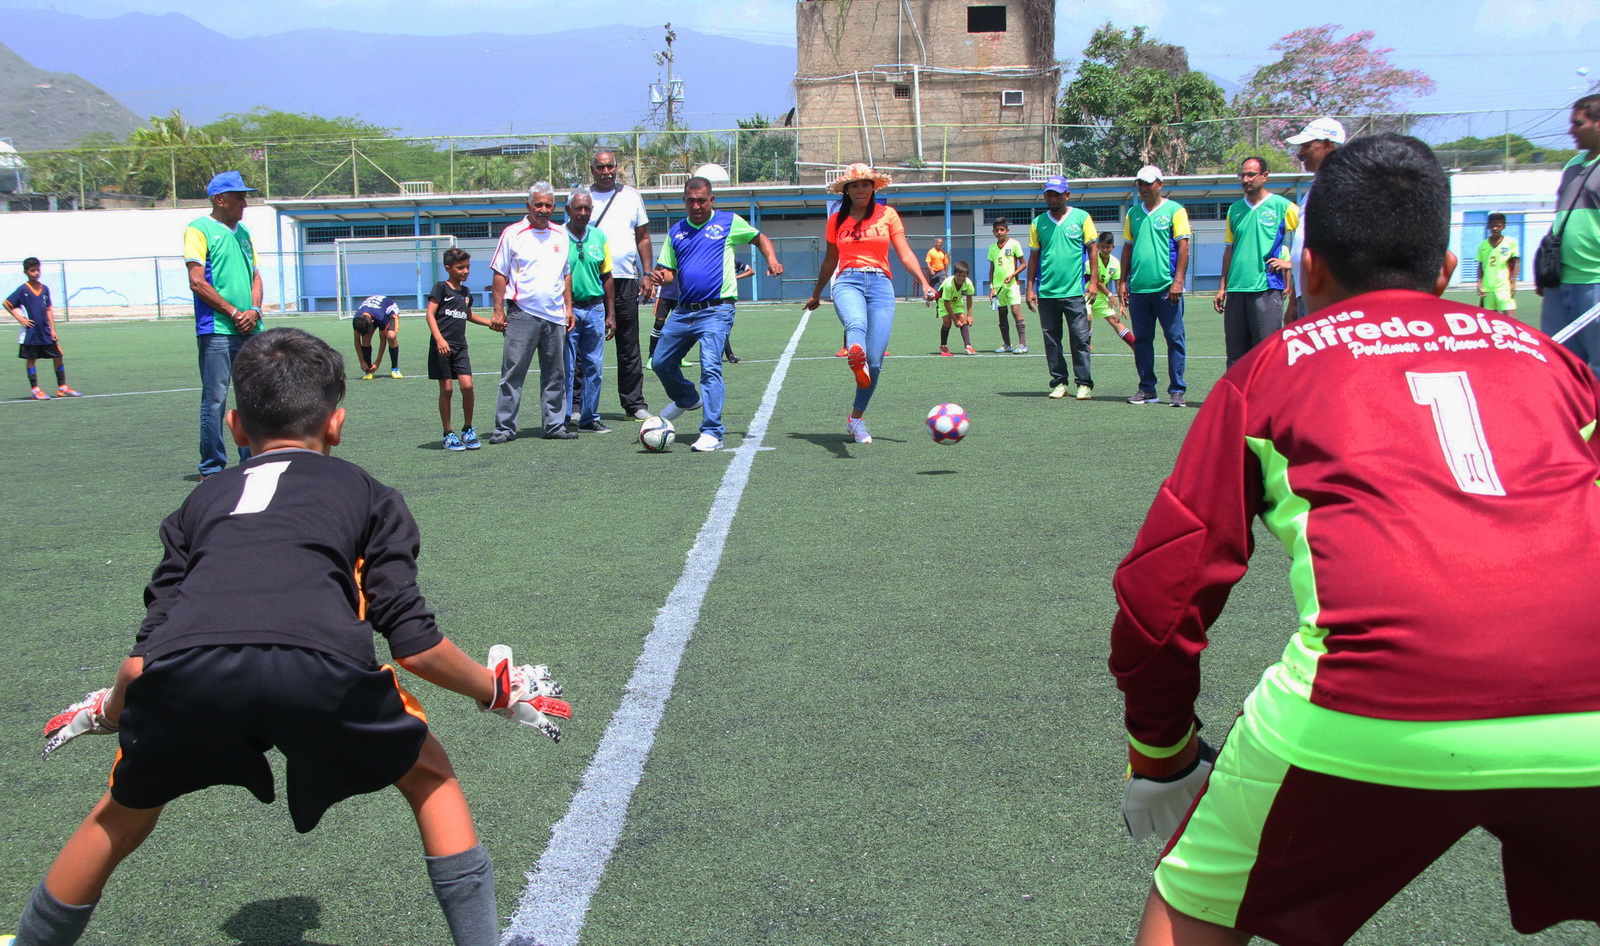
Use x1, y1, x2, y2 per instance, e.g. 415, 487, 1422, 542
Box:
725, 354, 741, 364
56, 385, 82, 397
1048, 383, 1069, 399
29, 386, 49, 400
846, 415, 872, 444
1076, 385, 1092, 400
964, 345, 978, 355
644, 356, 653, 370
689, 433, 723, 452
362, 372, 375, 381
835, 346, 849, 357
994, 345, 1012, 353
461, 427, 482, 449
390, 369, 404, 379
846, 344, 871, 389
1170, 393, 1188, 408
659, 397, 701, 422
1013, 344, 1029, 354
940, 345, 953, 357
443, 431, 466, 452
1127, 391, 1161, 405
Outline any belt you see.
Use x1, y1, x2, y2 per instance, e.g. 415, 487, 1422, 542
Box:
573, 296, 604, 306
677, 297, 736, 312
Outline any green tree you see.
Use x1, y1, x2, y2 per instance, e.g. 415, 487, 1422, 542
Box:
735, 114, 797, 184
1058, 24, 1233, 176
118, 111, 237, 200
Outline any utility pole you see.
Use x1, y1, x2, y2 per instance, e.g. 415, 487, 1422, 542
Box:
651, 23, 684, 129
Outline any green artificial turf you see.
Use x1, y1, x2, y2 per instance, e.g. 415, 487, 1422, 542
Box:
0, 300, 1594, 945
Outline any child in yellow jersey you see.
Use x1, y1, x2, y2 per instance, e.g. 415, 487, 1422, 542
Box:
937, 261, 977, 355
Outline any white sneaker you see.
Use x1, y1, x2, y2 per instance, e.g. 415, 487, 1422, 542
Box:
659, 397, 701, 422
846, 416, 872, 444
630, 407, 653, 421
1076, 384, 1092, 400
689, 433, 723, 452
1048, 383, 1069, 399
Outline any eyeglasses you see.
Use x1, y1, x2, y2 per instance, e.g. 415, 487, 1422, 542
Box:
593, 163, 617, 170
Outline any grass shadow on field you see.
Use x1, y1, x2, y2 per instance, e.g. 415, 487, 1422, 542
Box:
785, 431, 855, 458
995, 390, 1052, 398
219, 896, 338, 946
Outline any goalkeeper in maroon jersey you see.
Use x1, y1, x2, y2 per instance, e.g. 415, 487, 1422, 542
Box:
1111, 134, 1600, 946
12, 328, 570, 946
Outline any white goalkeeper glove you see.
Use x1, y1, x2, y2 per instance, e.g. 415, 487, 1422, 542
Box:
1122, 738, 1217, 842
42, 687, 119, 760
479, 645, 572, 742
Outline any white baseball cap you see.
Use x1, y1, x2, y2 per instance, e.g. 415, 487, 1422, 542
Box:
1135, 165, 1163, 184
1287, 117, 1347, 145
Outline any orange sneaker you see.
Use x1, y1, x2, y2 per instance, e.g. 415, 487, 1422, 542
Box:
57, 385, 82, 397
964, 345, 978, 355
29, 386, 49, 400
835, 346, 849, 357
846, 344, 871, 389
939, 345, 954, 357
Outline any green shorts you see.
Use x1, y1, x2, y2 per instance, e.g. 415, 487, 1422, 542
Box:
1481, 287, 1517, 312
1155, 716, 1600, 945
994, 283, 1023, 309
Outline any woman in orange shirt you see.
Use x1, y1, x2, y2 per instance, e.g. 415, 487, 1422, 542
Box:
804, 164, 935, 444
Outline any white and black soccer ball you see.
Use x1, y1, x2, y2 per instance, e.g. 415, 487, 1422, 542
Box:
926, 403, 970, 444
640, 416, 676, 452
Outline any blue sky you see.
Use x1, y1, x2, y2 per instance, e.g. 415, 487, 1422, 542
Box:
9, 0, 1599, 146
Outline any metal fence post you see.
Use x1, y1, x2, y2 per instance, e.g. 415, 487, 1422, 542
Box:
154, 257, 163, 320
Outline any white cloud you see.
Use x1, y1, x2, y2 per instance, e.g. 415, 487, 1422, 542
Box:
1476, 0, 1600, 37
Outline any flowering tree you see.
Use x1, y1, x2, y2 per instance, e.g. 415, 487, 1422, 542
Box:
1235, 25, 1434, 121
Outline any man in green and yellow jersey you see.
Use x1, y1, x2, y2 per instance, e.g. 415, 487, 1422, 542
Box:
1120, 165, 1191, 407
1213, 156, 1299, 366
1025, 175, 1098, 399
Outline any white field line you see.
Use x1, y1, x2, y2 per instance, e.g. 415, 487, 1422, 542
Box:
502, 310, 814, 946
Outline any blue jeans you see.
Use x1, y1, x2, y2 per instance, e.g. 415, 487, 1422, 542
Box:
1127, 291, 1187, 395
831, 269, 895, 412
197, 332, 252, 476
1542, 283, 1600, 378
564, 301, 606, 426
654, 301, 734, 439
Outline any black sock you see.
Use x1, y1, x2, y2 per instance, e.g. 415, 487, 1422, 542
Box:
55, 364, 66, 386
15, 879, 98, 946
361, 345, 373, 369
998, 321, 1011, 346
389, 346, 400, 369
940, 325, 950, 346
27, 366, 38, 388
425, 844, 496, 946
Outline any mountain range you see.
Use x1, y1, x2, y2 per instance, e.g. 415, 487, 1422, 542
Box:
0, 8, 799, 144
0, 41, 142, 149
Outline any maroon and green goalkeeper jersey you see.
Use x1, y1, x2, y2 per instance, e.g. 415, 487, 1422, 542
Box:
1111, 291, 1600, 788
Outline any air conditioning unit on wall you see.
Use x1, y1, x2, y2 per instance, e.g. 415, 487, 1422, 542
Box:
1001, 90, 1025, 107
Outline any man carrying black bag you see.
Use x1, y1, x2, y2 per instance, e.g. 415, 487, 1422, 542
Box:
1538, 94, 1600, 374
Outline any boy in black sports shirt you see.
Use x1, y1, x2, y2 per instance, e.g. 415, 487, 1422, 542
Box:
13, 328, 570, 946
426, 249, 494, 451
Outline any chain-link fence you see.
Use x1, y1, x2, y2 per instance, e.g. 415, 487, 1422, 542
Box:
2, 108, 1579, 208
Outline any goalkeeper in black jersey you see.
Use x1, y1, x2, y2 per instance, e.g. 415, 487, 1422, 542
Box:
13, 328, 571, 946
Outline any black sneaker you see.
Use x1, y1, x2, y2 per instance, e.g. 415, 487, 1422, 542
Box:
544, 428, 578, 440
1127, 391, 1161, 405
725, 354, 741, 364
578, 421, 614, 434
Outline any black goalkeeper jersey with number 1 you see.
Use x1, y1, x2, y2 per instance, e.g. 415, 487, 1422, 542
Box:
133, 449, 444, 669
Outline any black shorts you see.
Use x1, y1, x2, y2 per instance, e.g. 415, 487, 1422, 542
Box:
19, 343, 62, 360
428, 344, 472, 380
110, 645, 429, 833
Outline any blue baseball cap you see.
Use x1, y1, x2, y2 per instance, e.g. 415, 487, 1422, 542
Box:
1043, 175, 1071, 194
206, 170, 257, 197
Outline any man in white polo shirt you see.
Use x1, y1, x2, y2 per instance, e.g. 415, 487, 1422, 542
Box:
488, 182, 576, 443
1281, 117, 1345, 320
587, 149, 654, 421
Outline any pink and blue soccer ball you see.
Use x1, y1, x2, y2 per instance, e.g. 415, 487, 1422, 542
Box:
926, 403, 969, 444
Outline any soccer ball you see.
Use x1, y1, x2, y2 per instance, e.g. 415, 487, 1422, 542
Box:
927, 403, 969, 444
640, 416, 676, 452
